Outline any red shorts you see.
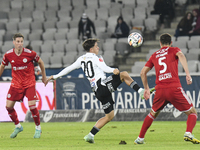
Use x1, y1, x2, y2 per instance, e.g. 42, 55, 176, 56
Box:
152, 87, 193, 112
7, 85, 38, 102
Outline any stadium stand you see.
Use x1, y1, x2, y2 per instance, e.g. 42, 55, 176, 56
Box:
0, 0, 198, 73
49, 52, 63, 68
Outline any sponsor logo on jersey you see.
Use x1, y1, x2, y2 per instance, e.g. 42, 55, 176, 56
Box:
13, 66, 28, 71
89, 78, 95, 82
91, 82, 95, 87
7, 94, 11, 98
23, 58, 27, 63
159, 73, 172, 81
99, 58, 103, 62
34, 55, 39, 61
156, 47, 169, 54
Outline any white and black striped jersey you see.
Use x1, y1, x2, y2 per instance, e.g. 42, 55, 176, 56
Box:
53, 52, 115, 90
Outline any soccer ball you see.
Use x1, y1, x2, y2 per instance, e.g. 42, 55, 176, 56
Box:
128, 32, 143, 47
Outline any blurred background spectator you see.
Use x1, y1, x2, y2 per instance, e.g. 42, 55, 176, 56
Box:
78, 13, 96, 41
189, 8, 200, 36
151, 0, 175, 29
174, 12, 193, 38
110, 16, 130, 38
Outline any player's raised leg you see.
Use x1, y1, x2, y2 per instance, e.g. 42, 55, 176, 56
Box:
119, 71, 155, 98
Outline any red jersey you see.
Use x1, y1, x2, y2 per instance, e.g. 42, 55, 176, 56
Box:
145, 46, 182, 89
2, 48, 40, 89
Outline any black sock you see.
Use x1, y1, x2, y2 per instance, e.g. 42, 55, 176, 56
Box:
130, 81, 140, 92
90, 126, 100, 136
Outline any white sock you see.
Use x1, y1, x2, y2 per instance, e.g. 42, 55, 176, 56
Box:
89, 132, 94, 137
185, 132, 191, 135
15, 123, 21, 128
138, 137, 144, 141
35, 125, 41, 130
138, 88, 143, 93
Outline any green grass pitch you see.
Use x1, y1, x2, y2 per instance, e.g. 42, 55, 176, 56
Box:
0, 121, 200, 150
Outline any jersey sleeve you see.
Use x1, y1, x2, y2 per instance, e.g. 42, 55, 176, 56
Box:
174, 47, 181, 55
145, 55, 154, 69
1, 53, 9, 66
53, 57, 81, 79
32, 51, 40, 62
95, 55, 115, 73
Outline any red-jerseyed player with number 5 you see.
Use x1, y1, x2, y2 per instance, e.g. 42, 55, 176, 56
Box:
0, 33, 47, 138
134, 33, 200, 144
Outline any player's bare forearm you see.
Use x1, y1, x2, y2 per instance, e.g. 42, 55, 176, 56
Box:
177, 52, 192, 85
177, 52, 190, 75
141, 68, 150, 100
45, 75, 54, 86
38, 58, 47, 84
140, 66, 150, 90
0, 64, 5, 77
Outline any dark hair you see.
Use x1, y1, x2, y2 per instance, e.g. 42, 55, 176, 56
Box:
13, 33, 24, 40
82, 38, 99, 52
179, 12, 193, 27
159, 33, 171, 45
117, 16, 123, 22
25, 45, 33, 50
193, 8, 200, 16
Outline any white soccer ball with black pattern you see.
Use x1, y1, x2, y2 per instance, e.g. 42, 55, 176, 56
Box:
128, 32, 143, 47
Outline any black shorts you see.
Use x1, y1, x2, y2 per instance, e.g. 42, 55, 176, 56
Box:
94, 74, 122, 114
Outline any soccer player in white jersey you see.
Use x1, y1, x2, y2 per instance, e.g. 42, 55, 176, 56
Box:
45, 38, 155, 143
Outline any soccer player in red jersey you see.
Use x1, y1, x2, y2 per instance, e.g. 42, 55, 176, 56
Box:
134, 33, 200, 144
0, 33, 47, 138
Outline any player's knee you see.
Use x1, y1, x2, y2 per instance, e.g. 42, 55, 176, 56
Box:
28, 100, 36, 109
29, 104, 36, 110
150, 110, 159, 118
6, 106, 14, 113
190, 109, 197, 115
120, 71, 129, 78
106, 111, 114, 121
185, 107, 197, 116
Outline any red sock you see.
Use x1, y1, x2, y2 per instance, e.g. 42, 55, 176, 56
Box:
6, 107, 19, 125
30, 106, 40, 126
186, 113, 197, 133
139, 113, 155, 138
